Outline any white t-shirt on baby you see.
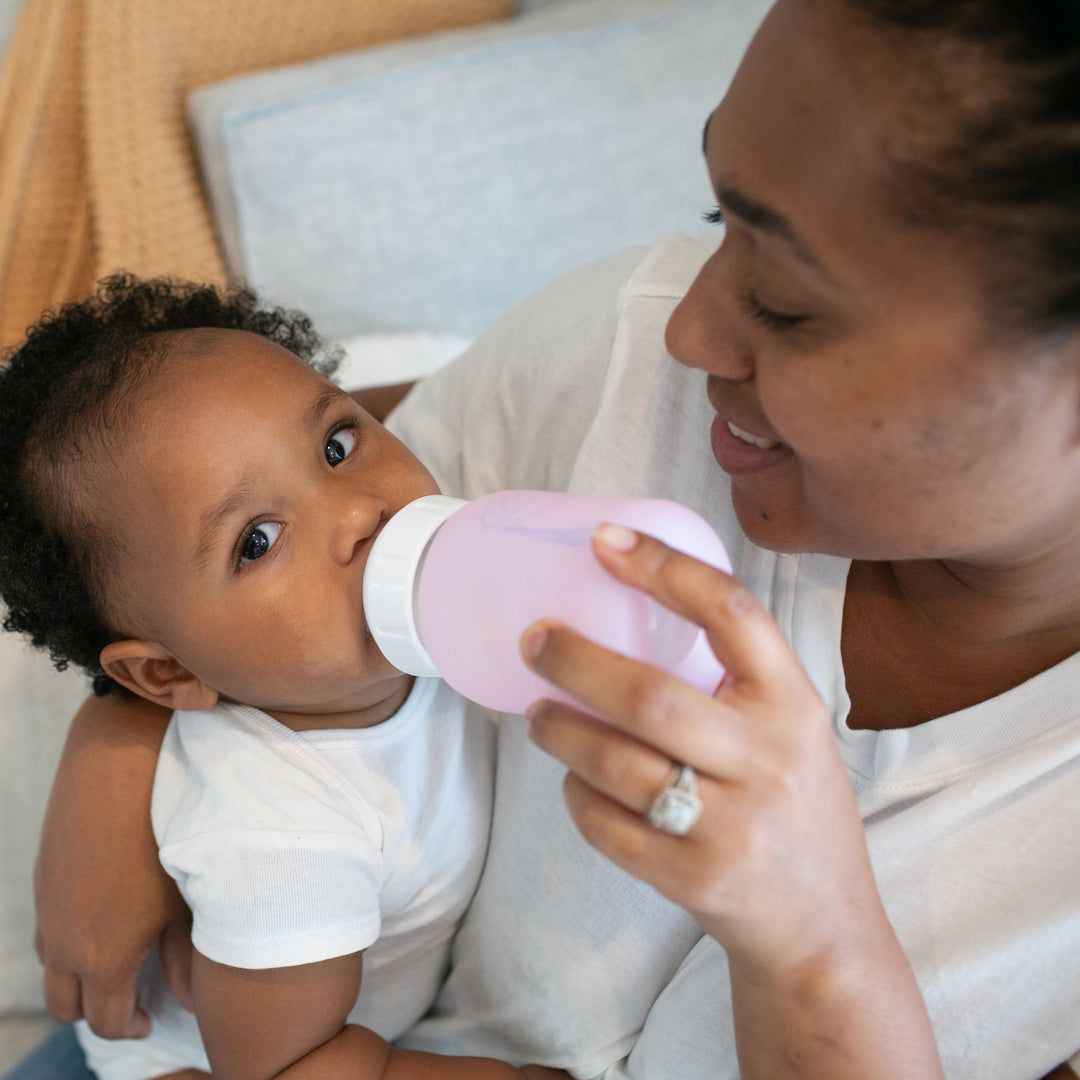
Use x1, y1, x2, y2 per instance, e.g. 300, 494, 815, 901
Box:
77, 677, 494, 1080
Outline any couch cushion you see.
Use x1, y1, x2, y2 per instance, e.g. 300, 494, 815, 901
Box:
188, 0, 769, 340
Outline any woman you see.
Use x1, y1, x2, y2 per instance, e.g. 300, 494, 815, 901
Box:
15, 0, 1080, 1076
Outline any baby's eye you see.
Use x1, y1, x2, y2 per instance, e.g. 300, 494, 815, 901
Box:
238, 521, 283, 565
325, 427, 357, 466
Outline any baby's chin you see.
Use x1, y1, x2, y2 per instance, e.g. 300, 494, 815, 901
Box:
252, 673, 416, 731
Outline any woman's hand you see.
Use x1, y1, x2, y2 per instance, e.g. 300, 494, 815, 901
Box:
33, 691, 192, 1038
520, 524, 943, 1079
520, 522, 870, 972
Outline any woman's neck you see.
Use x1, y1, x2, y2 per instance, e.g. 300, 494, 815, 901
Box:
841, 556, 1080, 731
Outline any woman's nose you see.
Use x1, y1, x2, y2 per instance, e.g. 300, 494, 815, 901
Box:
665, 255, 754, 381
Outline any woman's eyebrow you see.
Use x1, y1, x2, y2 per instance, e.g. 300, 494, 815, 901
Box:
701, 110, 828, 274
717, 183, 831, 278
718, 185, 801, 246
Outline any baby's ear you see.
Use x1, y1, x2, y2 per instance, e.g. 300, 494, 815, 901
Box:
99, 640, 219, 712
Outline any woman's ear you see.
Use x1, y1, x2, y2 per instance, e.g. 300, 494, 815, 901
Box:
99, 640, 219, 712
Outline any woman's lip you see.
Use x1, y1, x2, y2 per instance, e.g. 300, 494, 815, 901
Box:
725, 420, 783, 450
705, 379, 784, 443
710, 415, 791, 474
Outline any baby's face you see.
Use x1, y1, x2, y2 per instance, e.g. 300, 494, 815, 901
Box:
100, 328, 438, 723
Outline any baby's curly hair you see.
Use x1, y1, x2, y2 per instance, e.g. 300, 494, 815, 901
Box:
0, 273, 341, 695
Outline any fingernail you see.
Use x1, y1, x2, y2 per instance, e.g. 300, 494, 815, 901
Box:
521, 624, 548, 663
594, 522, 638, 552
523, 699, 543, 726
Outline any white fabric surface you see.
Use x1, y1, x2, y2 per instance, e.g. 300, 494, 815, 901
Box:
386, 233, 1080, 1079
77, 679, 495, 1079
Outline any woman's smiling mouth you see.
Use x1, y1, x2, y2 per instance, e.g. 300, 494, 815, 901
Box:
710, 415, 791, 474
726, 420, 785, 450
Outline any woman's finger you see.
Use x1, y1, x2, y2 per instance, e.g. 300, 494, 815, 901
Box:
525, 694, 719, 815
560, 770, 702, 870
522, 622, 752, 777
557, 767, 772, 929
590, 524, 816, 701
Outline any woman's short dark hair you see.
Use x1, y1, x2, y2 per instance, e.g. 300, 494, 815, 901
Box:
0, 274, 341, 695
846, 0, 1080, 334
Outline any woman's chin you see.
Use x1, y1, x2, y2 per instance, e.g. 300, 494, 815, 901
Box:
729, 482, 810, 555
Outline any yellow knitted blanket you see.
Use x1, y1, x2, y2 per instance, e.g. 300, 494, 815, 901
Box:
0, 0, 512, 350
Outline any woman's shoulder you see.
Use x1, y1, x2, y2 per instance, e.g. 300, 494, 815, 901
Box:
388, 235, 716, 498
624, 232, 721, 301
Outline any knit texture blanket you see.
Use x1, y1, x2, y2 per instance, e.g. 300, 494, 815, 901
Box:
0, 0, 512, 350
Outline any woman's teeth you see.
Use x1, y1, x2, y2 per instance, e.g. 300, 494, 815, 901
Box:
727, 421, 783, 451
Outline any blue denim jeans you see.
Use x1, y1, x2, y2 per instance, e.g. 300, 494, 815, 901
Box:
2, 1025, 94, 1080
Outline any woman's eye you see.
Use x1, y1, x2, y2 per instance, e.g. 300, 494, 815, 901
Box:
743, 291, 807, 333
238, 521, 283, 566
325, 427, 357, 466
701, 204, 724, 227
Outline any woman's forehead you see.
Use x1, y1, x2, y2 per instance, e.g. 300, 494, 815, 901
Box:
715, 0, 910, 175
710, 1, 967, 277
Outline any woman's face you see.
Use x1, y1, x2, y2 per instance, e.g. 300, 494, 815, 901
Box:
666, 0, 1080, 566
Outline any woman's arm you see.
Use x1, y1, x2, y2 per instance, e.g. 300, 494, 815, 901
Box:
348, 382, 416, 423
192, 949, 567, 1080
33, 691, 188, 1037
521, 525, 943, 1080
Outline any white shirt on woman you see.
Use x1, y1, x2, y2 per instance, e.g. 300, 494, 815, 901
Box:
388, 232, 1080, 1080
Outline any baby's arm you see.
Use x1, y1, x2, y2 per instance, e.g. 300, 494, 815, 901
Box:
192, 948, 567, 1080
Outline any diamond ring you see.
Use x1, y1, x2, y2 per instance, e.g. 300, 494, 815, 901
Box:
645, 763, 703, 836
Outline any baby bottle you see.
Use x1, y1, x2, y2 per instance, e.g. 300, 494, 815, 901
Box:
363, 490, 731, 714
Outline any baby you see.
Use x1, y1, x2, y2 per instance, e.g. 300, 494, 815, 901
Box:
0, 276, 565, 1080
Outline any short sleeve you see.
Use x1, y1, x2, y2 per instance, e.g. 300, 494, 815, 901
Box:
153, 705, 385, 969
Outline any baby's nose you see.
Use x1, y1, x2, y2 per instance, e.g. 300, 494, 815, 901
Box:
331, 495, 385, 565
